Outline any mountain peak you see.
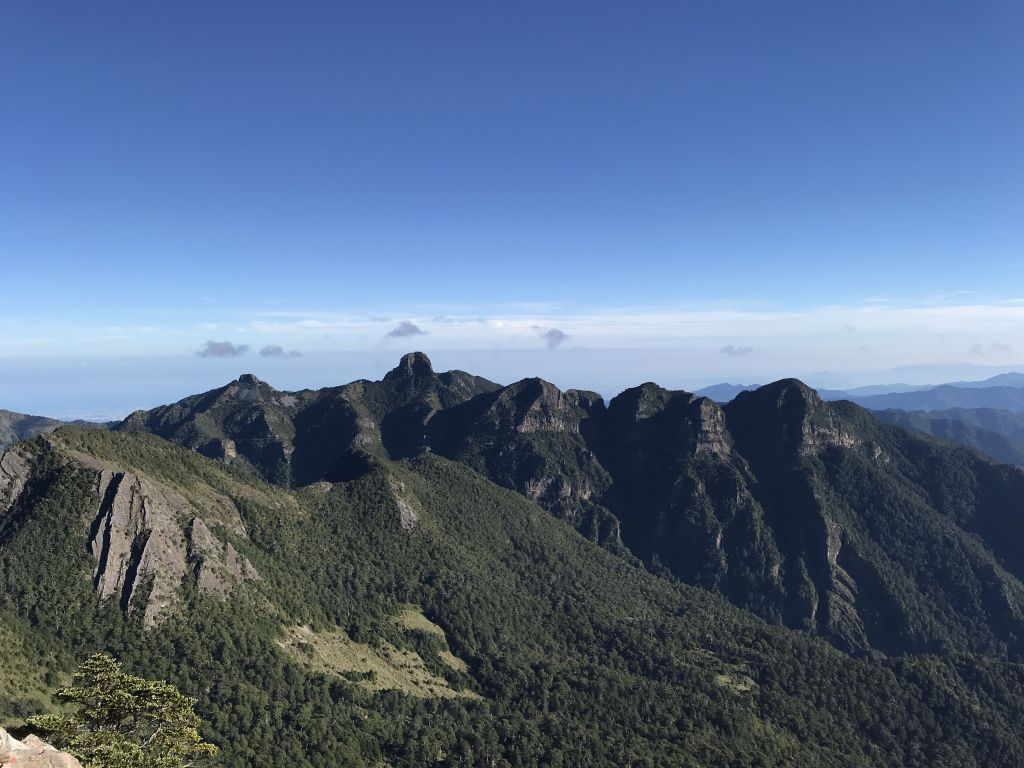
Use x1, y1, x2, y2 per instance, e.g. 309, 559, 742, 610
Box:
387, 352, 435, 381
726, 378, 858, 458
236, 373, 264, 386
759, 377, 819, 401
730, 378, 822, 412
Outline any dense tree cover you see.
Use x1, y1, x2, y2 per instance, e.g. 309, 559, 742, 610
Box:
874, 407, 1024, 467
4, 428, 1024, 766
29, 653, 217, 768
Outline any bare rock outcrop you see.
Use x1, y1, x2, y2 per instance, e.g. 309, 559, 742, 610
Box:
0, 728, 82, 768
189, 517, 259, 595
695, 399, 731, 456
88, 469, 258, 626
0, 447, 30, 511
387, 477, 420, 532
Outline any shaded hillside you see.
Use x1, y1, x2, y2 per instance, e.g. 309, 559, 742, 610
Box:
0, 410, 66, 452
695, 383, 759, 402
875, 408, 1024, 466
847, 385, 1024, 412
1, 410, 111, 453
6, 428, 1024, 766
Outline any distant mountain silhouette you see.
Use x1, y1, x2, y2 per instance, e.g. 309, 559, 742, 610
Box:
874, 407, 1024, 466
847, 385, 1024, 412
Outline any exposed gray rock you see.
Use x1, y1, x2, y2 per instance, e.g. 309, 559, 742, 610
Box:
388, 478, 419, 532
88, 469, 257, 626
695, 399, 731, 456
189, 517, 259, 595
0, 728, 82, 768
0, 448, 29, 511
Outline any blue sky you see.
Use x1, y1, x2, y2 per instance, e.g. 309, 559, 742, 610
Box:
2, 2, 1023, 415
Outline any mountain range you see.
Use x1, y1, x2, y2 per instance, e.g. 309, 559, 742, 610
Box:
696, 374, 1024, 466
5, 353, 1024, 765
104, 353, 1024, 658
874, 408, 1024, 467
699, 372, 1024, 412
0, 410, 68, 452
0, 410, 110, 453
848, 385, 1024, 412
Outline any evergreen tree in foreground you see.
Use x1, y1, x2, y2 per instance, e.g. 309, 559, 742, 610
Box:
28, 653, 217, 768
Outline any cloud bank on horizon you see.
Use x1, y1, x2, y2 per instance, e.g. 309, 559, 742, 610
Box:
2, 298, 1023, 376
3, 296, 1024, 420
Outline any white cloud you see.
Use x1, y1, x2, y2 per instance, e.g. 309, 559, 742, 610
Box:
720, 345, 753, 357
260, 345, 302, 358
2, 300, 1023, 378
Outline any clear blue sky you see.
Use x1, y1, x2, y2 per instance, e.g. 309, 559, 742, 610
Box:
1, 2, 1023, 415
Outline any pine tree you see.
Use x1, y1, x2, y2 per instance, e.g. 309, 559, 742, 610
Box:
28, 653, 218, 768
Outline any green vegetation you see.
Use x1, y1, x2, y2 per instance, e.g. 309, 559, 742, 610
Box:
4, 426, 1024, 765
0, 621, 63, 726
875, 407, 1024, 466
279, 623, 479, 700
28, 653, 217, 768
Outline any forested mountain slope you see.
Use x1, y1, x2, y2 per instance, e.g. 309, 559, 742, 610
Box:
874, 407, 1024, 467
118, 355, 1024, 660
5, 428, 1024, 766
849, 385, 1024, 412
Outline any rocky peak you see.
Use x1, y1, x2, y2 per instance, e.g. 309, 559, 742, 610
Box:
486, 378, 582, 434
385, 352, 435, 382
436, 369, 503, 403
694, 397, 730, 456
225, 373, 274, 401
726, 379, 858, 457
763, 378, 822, 407
564, 390, 606, 414
607, 383, 684, 423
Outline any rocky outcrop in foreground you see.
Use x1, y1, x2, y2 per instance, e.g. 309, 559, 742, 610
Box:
0, 728, 81, 768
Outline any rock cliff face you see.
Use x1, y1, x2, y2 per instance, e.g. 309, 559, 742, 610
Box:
0, 447, 30, 512
87, 469, 257, 626
0, 728, 81, 768
423, 377, 618, 542
4, 435, 258, 628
